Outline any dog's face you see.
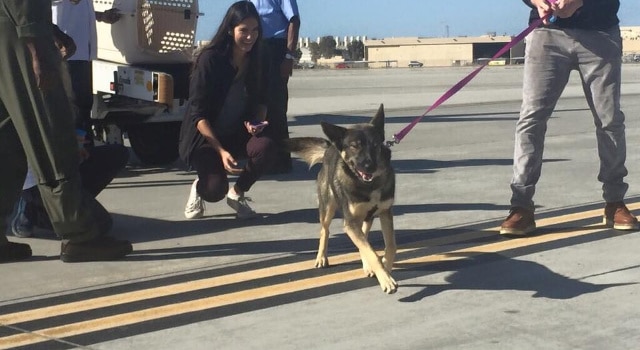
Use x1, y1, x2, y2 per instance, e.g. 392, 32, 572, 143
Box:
321, 104, 389, 183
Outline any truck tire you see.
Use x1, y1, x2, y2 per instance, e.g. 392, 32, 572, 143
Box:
127, 122, 180, 166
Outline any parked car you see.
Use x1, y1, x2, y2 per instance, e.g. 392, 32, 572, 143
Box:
335, 62, 349, 69
408, 60, 423, 68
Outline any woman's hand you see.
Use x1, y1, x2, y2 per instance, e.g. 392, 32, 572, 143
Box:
244, 120, 268, 135
219, 149, 242, 174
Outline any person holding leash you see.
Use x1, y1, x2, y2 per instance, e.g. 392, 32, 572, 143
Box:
179, 1, 276, 220
500, 0, 638, 235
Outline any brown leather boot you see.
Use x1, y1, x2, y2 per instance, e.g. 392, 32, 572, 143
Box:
603, 202, 639, 231
500, 207, 536, 236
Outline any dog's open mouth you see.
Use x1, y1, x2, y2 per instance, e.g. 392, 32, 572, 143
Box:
356, 169, 374, 182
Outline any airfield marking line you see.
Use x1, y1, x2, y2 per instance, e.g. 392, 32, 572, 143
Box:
0, 219, 623, 349
398, 224, 606, 267
1, 203, 634, 327
0, 269, 362, 349
0, 229, 493, 325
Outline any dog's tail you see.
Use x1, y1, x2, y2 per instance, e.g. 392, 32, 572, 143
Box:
285, 137, 330, 167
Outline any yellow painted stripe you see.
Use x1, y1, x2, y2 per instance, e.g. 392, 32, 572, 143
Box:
0, 227, 492, 325
0, 222, 618, 349
0, 203, 637, 349
0, 203, 630, 325
399, 224, 607, 267
0, 267, 364, 349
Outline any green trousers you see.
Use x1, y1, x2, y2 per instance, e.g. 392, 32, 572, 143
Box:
0, 16, 100, 243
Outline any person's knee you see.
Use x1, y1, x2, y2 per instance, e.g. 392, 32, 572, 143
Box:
249, 136, 277, 159
198, 180, 228, 203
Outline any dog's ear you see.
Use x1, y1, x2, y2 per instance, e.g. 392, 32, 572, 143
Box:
321, 121, 347, 149
371, 103, 385, 137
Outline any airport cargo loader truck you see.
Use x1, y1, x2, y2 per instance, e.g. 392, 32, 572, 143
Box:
91, 0, 199, 165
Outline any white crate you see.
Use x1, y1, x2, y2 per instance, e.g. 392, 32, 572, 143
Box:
95, 0, 198, 64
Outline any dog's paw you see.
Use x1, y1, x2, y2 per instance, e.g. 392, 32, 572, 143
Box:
361, 259, 375, 278
314, 255, 329, 268
376, 273, 398, 294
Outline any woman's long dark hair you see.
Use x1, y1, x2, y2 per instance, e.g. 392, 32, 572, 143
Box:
195, 1, 263, 108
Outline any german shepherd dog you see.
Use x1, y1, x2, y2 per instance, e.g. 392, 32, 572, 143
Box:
286, 104, 397, 294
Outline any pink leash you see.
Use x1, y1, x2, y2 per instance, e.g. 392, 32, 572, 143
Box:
387, 11, 554, 147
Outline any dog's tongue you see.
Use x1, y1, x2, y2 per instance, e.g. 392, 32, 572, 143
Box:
357, 170, 373, 182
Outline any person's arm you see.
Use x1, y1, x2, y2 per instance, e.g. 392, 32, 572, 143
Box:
188, 51, 240, 172
189, 51, 222, 151
52, 23, 76, 59
280, 0, 300, 80
195, 119, 223, 153
280, 16, 300, 81
195, 118, 240, 174
2, 0, 60, 89
95, 8, 121, 24
286, 16, 300, 58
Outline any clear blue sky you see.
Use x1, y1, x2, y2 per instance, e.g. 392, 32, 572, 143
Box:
196, 1, 640, 41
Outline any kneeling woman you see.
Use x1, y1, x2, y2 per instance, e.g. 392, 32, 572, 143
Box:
179, 1, 276, 220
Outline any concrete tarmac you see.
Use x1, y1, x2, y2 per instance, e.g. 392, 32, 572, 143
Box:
2, 64, 640, 350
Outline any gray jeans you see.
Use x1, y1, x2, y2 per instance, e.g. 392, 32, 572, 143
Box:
510, 26, 627, 211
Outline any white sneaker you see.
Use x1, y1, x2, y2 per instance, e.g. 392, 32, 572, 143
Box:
226, 193, 257, 219
184, 179, 205, 219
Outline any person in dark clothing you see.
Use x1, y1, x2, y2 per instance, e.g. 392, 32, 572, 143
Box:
179, 1, 276, 220
10, 7, 129, 239
500, 0, 638, 235
10, 141, 129, 238
0, 0, 131, 263
251, 0, 300, 174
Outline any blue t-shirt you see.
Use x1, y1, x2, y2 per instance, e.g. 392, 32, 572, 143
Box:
251, 0, 299, 39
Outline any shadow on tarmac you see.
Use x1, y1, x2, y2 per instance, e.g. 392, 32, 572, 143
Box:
397, 251, 636, 302
396, 223, 640, 302
101, 201, 511, 245
288, 107, 588, 127
106, 156, 569, 187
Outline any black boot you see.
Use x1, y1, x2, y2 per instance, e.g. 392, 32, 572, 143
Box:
0, 241, 32, 262
60, 236, 132, 262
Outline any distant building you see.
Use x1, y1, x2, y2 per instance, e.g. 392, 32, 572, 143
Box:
621, 26, 640, 40
298, 35, 367, 49
621, 26, 640, 56
364, 35, 524, 68
362, 27, 640, 68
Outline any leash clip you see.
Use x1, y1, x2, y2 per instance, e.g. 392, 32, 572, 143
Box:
385, 135, 400, 148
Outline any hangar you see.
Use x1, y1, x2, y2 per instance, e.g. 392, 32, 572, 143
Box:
364, 35, 525, 68
363, 27, 640, 68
